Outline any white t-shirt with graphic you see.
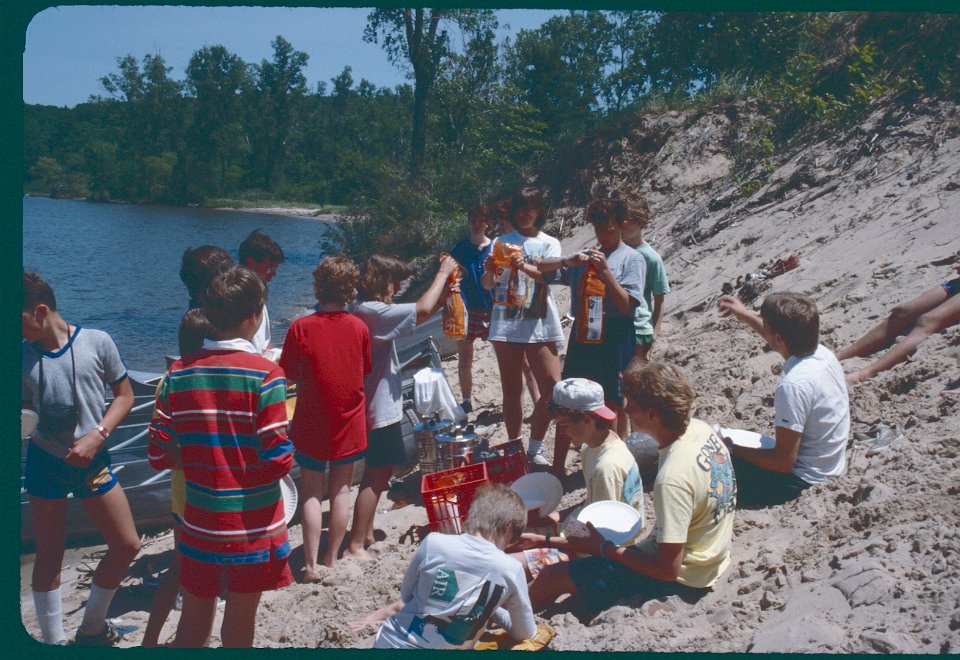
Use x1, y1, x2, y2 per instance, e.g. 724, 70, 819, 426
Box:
375, 533, 536, 649
487, 231, 564, 344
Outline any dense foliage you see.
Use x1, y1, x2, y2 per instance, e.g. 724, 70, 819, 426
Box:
24, 11, 959, 262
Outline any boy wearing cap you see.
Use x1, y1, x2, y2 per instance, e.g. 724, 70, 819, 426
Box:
512, 378, 643, 580
517, 361, 736, 618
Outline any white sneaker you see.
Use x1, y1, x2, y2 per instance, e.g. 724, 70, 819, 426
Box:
527, 451, 551, 467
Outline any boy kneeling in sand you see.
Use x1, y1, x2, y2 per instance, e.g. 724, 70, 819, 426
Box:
148, 266, 294, 647
351, 485, 537, 649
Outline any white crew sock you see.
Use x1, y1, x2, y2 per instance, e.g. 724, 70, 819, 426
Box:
33, 588, 66, 645
527, 439, 544, 455
78, 583, 117, 635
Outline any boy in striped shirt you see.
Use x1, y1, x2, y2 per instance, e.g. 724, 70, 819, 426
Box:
148, 266, 294, 647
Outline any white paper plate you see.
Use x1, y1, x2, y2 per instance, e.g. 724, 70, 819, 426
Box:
280, 475, 299, 526
577, 500, 643, 546
718, 427, 776, 449
21, 409, 39, 440
510, 472, 563, 516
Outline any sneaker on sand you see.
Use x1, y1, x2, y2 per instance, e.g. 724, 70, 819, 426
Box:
866, 424, 904, 456
74, 620, 123, 647
527, 451, 551, 467
460, 400, 473, 414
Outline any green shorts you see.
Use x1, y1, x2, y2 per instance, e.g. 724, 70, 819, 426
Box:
635, 333, 654, 346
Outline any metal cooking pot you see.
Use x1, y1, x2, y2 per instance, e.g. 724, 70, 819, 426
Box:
413, 417, 453, 475
435, 428, 480, 471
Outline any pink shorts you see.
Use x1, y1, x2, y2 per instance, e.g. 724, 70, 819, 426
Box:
522, 547, 570, 579
180, 553, 293, 599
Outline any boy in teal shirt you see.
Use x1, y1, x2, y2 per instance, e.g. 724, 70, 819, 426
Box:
622, 198, 670, 359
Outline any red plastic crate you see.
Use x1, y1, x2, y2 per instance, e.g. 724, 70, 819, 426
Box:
468, 440, 527, 485
421, 462, 489, 534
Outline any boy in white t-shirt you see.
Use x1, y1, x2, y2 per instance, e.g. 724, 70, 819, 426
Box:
350, 485, 536, 649
717, 292, 850, 508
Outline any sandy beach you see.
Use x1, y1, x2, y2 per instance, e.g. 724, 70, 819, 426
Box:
20, 97, 960, 652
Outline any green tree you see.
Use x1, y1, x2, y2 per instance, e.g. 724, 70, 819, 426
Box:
247, 36, 309, 192
184, 45, 251, 197
364, 8, 498, 183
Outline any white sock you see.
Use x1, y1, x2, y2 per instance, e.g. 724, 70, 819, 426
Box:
528, 439, 544, 455
78, 584, 116, 635
33, 588, 66, 645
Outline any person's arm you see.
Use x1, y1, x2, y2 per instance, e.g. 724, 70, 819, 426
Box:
724, 426, 801, 474
651, 293, 666, 337
66, 376, 134, 467
347, 599, 405, 632
717, 295, 774, 343
415, 254, 458, 324
147, 375, 181, 471
254, 369, 293, 482
516, 523, 684, 582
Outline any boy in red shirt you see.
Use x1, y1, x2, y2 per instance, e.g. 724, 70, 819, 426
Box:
148, 266, 294, 647
280, 254, 371, 577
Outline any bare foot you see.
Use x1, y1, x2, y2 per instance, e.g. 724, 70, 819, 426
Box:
343, 546, 373, 561
845, 370, 867, 387
301, 566, 323, 584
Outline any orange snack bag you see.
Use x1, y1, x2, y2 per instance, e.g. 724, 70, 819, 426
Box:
443, 266, 467, 340
575, 263, 605, 343
490, 241, 523, 307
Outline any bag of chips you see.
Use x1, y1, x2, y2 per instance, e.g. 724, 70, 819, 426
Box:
575, 263, 605, 343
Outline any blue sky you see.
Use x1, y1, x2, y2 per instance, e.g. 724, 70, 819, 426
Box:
23, 6, 566, 108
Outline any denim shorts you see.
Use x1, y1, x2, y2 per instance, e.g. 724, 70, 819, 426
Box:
24, 441, 117, 500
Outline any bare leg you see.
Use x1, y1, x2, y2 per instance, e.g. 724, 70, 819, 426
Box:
634, 342, 652, 361
80, 484, 141, 590
522, 356, 541, 407
847, 295, 960, 385
142, 526, 181, 648
527, 561, 578, 612
298, 466, 326, 581
492, 341, 527, 439
457, 340, 475, 401
324, 462, 357, 567
220, 591, 262, 648
29, 497, 68, 592
525, 342, 561, 442
172, 591, 216, 648
347, 464, 392, 560
552, 424, 572, 477
612, 401, 628, 439
837, 286, 947, 360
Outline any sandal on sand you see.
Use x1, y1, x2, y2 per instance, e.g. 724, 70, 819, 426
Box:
764, 254, 800, 277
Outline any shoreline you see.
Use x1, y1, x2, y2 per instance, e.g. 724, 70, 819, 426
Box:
211, 205, 340, 221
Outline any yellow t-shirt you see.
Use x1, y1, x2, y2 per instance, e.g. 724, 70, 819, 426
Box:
580, 433, 645, 543
636, 419, 736, 588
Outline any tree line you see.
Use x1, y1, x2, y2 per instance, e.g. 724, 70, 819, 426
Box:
24, 11, 958, 260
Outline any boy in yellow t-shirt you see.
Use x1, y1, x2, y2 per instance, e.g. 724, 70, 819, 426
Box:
516, 361, 736, 618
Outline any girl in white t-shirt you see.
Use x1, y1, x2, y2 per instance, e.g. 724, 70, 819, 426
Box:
482, 187, 564, 466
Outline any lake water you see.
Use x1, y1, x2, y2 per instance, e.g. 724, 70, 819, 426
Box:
22, 196, 336, 372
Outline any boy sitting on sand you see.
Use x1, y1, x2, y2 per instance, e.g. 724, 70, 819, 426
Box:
148, 266, 294, 647
717, 292, 849, 508
350, 484, 537, 649
512, 377, 644, 579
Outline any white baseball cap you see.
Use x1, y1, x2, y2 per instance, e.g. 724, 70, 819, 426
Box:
551, 378, 617, 422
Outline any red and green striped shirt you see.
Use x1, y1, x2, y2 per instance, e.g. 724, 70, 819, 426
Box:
148, 345, 293, 565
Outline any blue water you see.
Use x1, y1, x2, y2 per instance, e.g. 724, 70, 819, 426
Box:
22, 196, 335, 372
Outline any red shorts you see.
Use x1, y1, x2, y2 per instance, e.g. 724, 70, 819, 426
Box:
464, 308, 491, 340
180, 553, 293, 598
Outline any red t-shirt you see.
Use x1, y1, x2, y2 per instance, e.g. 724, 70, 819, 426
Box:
280, 311, 372, 461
